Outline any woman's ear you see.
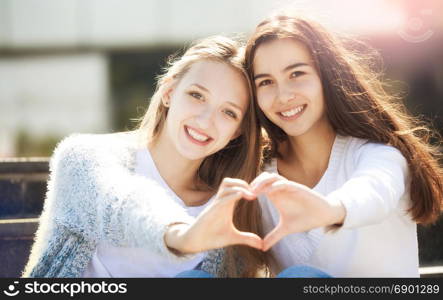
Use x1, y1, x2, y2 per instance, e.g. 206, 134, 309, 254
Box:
162, 89, 173, 107
161, 78, 176, 107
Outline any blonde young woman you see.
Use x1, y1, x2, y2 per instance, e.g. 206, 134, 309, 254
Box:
22, 36, 268, 278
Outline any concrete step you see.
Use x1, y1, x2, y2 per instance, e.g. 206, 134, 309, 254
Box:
0, 158, 48, 219
419, 266, 443, 278
417, 220, 443, 268
0, 218, 38, 277
0, 179, 46, 219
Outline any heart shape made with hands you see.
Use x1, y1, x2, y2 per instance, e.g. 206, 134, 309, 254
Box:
183, 172, 344, 254
248, 172, 345, 251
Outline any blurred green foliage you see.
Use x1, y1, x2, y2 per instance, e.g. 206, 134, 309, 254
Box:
15, 130, 61, 157
109, 46, 180, 131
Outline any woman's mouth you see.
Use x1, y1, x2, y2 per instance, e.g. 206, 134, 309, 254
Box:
278, 104, 306, 120
184, 125, 213, 146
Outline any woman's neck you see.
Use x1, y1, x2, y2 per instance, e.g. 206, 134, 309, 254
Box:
148, 133, 208, 206
279, 120, 336, 186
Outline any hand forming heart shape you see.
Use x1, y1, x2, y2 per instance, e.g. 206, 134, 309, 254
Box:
250, 172, 346, 251
165, 172, 346, 254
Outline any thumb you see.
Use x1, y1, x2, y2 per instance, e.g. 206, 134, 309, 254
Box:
263, 222, 286, 252
233, 231, 264, 250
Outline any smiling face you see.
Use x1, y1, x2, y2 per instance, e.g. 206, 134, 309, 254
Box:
161, 59, 249, 161
253, 38, 330, 138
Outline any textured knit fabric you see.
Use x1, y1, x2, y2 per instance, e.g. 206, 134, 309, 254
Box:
199, 248, 229, 277
260, 134, 418, 277
22, 131, 205, 277
82, 149, 212, 277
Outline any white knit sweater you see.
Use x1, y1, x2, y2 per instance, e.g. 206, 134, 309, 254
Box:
22, 131, 199, 277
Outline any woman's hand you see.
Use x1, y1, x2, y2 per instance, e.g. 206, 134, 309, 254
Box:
164, 178, 263, 255
251, 172, 346, 251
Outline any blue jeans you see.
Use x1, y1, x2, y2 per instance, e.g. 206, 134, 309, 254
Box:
175, 265, 332, 278
275, 265, 332, 278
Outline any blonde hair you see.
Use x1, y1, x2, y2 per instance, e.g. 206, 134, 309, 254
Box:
138, 36, 269, 277
140, 36, 245, 143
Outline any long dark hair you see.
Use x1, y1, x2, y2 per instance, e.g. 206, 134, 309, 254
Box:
245, 15, 442, 224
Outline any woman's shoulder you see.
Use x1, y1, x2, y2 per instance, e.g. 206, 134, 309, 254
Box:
351, 137, 405, 160
50, 130, 139, 169
56, 131, 137, 151
341, 135, 407, 169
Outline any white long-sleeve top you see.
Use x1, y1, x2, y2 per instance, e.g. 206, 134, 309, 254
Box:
259, 134, 419, 277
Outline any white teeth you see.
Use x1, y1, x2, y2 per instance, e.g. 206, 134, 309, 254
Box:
280, 105, 304, 117
187, 127, 209, 142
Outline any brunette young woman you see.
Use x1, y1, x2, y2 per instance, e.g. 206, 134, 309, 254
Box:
245, 14, 442, 277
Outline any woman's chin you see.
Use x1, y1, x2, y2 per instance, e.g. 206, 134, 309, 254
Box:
282, 127, 308, 138
176, 147, 212, 162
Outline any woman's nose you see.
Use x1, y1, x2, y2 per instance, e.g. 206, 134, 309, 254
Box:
276, 85, 296, 105
195, 107, 214, 129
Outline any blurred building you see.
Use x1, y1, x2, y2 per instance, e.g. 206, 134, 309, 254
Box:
0, 0, 292, 157
0, 0, 442, 157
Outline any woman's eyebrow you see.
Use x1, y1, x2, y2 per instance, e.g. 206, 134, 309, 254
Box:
190, 83, 211, 94
283, 62, 309, 72
190, 84, 244, 113
254, 62, 309, 81
225, 101, 244, 112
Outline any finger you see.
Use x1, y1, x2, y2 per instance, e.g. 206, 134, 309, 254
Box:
218, 178, 254, 197
251, 172, 287, 192
253, 178, 288, 196
233, 231, 264, 250
266, 180, 294, 195
220, 177, 251, 189
252, 179, 280, 195
263, 222, 286, 252
250, 172, 275, 189
218, 186, 256, 200
266, 180, 309, 199
218, 190, 251, 206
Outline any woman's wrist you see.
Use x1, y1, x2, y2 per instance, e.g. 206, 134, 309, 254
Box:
164, 222, 192, 255
326, 197, 346, 227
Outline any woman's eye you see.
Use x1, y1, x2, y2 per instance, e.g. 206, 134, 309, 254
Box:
189, 92, 203, 100
290, 71, 305, 78
223, 109, 237, 119
257, 79, 272, 87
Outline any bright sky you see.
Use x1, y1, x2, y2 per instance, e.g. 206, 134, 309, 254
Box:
273, 0, 439, 36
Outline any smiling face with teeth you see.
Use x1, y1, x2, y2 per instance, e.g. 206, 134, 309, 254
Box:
159, 60, 249, 161
252, 38, 331, 139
